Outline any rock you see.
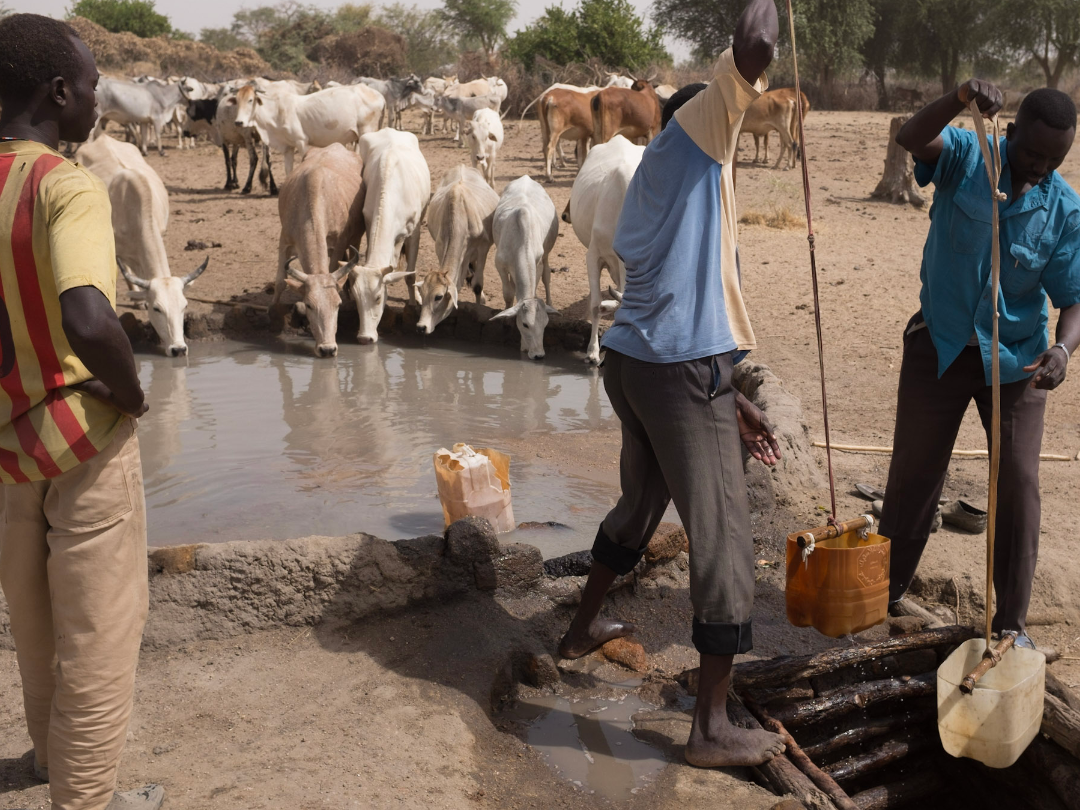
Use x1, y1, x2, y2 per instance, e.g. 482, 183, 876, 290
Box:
494, 544, 543, 591
516, 521, 571, 531
445, 517, 500, 563
887, 615, 926, 635
601, 637, 648, 672
771, 801, 809, 810
543, 550, 592, 578
536, 576, 584, 606
677, 666, 700, 696
643, 522, 688, 564
148, 544, 201, 576
522, 652, 559, 688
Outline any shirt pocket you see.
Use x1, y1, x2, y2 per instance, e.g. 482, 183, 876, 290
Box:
1005, 216, 1053, 298
950, 184, 993, 255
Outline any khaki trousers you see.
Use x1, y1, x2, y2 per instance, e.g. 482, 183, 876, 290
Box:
0, 418, 148, 810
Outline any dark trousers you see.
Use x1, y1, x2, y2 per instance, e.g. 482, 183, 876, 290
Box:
592, 350, 755, 656
880, 320, 1046, 632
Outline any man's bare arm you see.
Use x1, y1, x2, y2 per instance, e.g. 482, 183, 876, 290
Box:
733, 0, 778, 86
60, 286, 147, 417
1024, 303, 1080, 390
896, 79, 1004, 163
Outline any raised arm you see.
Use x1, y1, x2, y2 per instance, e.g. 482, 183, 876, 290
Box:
732, 0, 778, 86
60, 286, 147, 417
896, 80, 1004, 163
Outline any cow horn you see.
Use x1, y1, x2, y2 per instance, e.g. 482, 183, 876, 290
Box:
333, 255, 359, 282
286, 256, 309, 283
117, 258, 149, 289
182, 256, 209, 286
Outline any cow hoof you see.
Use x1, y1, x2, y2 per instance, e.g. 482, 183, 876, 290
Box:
240, 187, 252, 195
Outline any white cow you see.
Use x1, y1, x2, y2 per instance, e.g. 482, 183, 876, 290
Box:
490, 176, 559, 360
274, 144, 366, 357
93, 76, 186, 156
78, 135, 208, 356
417, 166, 499, 336
655, 84, 677, 103
602, 73, 635, 89
437, 93, 501, 146
349, 129, 431, 344
441, 77, 507, 141
357, 75, 422, 129
567, 135, 645, 365
232, 83, 385, 174
466, 108, 504, 187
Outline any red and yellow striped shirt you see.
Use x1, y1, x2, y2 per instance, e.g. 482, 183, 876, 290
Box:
0, 140, 124, 484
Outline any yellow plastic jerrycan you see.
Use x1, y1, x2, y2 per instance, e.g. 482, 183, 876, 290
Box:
786, 517, 890, 638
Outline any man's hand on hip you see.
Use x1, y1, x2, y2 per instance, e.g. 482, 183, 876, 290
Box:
69, 379, 149, 418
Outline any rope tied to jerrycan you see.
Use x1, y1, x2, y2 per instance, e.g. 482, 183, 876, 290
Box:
784, 0, 837, 524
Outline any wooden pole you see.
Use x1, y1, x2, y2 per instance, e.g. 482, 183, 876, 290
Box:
811, 441, 1074, 462
959, 633, 1014, 694
849, 772, 945, 810
727, 697, 839, 810
770, 674, 936, 729
732, 626, 975, 689
742, 695, 861, 810
1043, 692, 1080, 760
822, 732, 930, 783
801, 710, 934, 763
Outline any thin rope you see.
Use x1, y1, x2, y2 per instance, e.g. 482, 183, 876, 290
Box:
784, 0, 837, 522
967, 101, 1004, 650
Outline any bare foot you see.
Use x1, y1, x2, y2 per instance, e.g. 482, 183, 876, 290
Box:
557, 618, 636, 659
685, 724, 786, 768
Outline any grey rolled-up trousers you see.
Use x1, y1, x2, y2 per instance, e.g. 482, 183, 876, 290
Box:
881, 317, 1046, 633
593, 350, 755, 656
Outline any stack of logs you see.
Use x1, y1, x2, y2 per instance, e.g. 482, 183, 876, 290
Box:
709, 625, 1080, 810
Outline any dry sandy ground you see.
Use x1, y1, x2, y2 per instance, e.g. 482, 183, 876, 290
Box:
2, 108, 1079, 807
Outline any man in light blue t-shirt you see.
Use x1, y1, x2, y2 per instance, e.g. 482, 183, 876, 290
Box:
557, 0, 789, 770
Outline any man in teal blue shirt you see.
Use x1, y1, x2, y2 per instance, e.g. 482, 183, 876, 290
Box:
882, 81, 1080, 646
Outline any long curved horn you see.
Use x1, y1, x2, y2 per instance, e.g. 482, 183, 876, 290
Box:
286, 256, 309, 283
117, 258, 150, 289
182, 256, 209, 286
333, 254, 360, 282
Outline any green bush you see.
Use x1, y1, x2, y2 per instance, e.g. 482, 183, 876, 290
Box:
67, 0, 172, 38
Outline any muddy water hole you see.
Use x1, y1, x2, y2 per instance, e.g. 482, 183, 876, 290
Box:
1, 107, 1080, 809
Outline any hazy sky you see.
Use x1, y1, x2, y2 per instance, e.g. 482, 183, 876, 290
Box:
18, 0, 691, 59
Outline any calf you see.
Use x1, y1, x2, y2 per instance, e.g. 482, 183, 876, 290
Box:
417, 166, 499, 335
274, 144, 366, 357
740, 89, 798, 169
466, 108, 504, 187
437, 92, 501, 146
590, 80, 661, 146
567, 135, 645, 364
349, 129, 432, 344
490, 176, 560, 360
78, 135, 208, 356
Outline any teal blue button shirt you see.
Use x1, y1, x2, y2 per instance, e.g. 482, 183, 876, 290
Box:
915, 126, 1080, 384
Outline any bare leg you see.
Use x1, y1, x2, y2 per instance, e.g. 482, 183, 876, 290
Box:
685, 654, 786, 767
557, 561, 635, 659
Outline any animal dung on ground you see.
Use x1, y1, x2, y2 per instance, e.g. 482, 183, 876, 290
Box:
433, 443, 515, 533
184, 239, 222, 251
601, 638, 647, 672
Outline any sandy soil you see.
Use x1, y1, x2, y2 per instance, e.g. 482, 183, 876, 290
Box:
2, 108, 1079, 808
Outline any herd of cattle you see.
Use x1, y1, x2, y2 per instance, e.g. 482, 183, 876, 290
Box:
80, 70, 811, 362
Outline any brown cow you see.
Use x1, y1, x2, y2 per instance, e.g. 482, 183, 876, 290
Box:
539, 86, 600, 183
590, 80, 661, 146
760, 87, 810, 164
740, 89, 802, 170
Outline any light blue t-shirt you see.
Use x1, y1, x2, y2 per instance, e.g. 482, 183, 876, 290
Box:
915, 126, 1080, 384
601, 120, 737, 364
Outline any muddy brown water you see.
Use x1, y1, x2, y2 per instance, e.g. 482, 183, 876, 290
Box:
136, 336, 678, 556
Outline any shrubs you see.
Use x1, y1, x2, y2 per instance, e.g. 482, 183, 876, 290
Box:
309, 27, 409, 76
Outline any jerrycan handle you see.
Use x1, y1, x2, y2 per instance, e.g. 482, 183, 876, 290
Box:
796, 515, 876, 567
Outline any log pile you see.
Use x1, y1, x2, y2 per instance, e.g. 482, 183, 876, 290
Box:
716, 623, 1080, 810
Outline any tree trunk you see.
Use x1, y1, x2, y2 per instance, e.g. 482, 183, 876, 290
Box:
1023, 735, 1080, 810
769, 673, 936, 729
732, 626, 972, 690
873, 66, 889, 112
871, 117, 926, 209
801, 709, 935, 763
850, 772, 945, 810
1043, 692, 1080, 760
823, 732, 930, 784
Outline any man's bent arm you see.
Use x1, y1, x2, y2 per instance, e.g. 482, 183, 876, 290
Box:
733, 0, 778, 85
896, 80, 1004, 163
60, 286, 146, 416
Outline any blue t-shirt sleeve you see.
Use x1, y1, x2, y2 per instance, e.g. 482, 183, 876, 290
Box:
1043, 210, 1080, 309
914, 127, 973, 189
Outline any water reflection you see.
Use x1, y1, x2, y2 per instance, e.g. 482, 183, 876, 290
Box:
135, 337, 620, 554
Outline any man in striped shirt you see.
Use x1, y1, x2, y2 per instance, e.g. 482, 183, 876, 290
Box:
0, 15, 162, 810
